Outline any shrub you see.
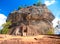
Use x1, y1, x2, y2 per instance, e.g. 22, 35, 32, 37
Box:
34, 0, 42, 6
18, 6, 22, 10
1, 21, 11, 34
47, 28, 54, 34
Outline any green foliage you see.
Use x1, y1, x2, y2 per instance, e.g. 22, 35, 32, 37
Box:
0, 30, 2, 34
36, 2, 41, 6
47, 28, 54, 34
34, 0, 42, 6
18, 6, 22, 10
1, 27, 9, 34
1, 21, 11, 34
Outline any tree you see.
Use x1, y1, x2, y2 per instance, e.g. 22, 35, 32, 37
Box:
1, 21, 11, 34
0, 30, 2, 34
18, 6, 22, 10
34, 0, 42, 6
36, 0, 41, 6
47, 28, 54, 34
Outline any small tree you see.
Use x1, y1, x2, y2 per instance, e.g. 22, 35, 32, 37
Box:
18, 6, 22, 10
1, 21, 11, 34
0, 30, 2, 34
34, 0, 42, 6
47, 28, 54, 34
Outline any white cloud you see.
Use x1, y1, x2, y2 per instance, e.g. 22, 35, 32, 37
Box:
52, 18, 60, 27
0, 14, 7, 29
45, 0, 56, 6
52, 18, 60, 34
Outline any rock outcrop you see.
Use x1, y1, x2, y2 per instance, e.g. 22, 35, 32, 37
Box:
7, 4, 55, 36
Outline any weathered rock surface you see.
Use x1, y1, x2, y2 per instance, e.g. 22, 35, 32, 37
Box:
0, 35, 60, 44
7, 4, 55, 36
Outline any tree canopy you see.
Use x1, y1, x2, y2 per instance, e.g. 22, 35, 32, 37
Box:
0, 21, 11, 34
18, 6, 22, 10
33, 0, 42, 6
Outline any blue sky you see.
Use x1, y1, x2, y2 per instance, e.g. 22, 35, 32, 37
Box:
0, 0, 60, 17
0, 0, 39, 16
0, 0, 60, 28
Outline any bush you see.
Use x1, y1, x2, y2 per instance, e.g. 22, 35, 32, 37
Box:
47, 28, 54, 34
1, 21, 11, 34
0, 30, 2, 34
34, 0, 42, 6
18, 6, 22, 10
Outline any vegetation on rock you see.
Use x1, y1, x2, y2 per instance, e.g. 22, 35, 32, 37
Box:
36, 0, 41, 6
18, 6, 22, 10
33, 0, 41, 6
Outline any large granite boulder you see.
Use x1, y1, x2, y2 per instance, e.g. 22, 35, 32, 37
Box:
7, 4, 55, 36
